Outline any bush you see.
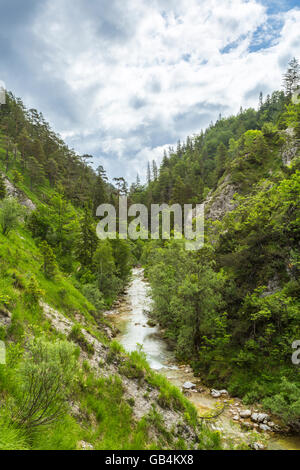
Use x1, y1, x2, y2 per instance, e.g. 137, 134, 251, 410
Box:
81, 283, 105, 312
68, 324, 95, 356
25, 276, 44, 304
14, 338, 78, 430
263, 377, 300, 430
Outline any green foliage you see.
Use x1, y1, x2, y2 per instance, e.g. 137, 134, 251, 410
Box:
0, 197, 23, 235
263, 378, 300, 429
142, 157, 300, 424
40, 241, 58, 279
14, 338, 78, 430
0, 418, 28, 450
76, 206, 98, 267
25, 276, 44, 304
0, 173, 6, 199
68, 324, 95, 356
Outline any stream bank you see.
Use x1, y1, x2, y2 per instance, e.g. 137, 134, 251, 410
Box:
107, 267, 300, 450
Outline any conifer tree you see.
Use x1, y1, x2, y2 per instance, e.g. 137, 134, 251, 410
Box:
214, 143, 228, 183
283, 57, 300, 97
146, 162, 151, 185
152, 160, 158, 181
0, 173, 6, 200
40, 241, 58, 279
76, 206, 98, 268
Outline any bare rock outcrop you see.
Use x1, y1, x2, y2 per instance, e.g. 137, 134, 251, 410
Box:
3, 175, 36, 211
281, 128, 299, 166
205, 175, 237, 221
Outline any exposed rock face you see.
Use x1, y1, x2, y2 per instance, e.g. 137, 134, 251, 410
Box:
260, 276, 281, 297
281, 128, 299, 166
205, 175, 237, 221
3, 175, 36, 211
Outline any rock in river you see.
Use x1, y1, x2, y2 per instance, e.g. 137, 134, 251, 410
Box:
239, 410, 252, 419
182, 381, 196, 390
251, 412, 270, 423
211, 389, 228, 398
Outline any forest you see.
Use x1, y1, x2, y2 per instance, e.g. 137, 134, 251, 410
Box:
0, 57, 299, 450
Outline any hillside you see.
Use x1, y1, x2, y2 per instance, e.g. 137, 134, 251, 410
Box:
134, 85, 300, 432
0, 93, 221, 450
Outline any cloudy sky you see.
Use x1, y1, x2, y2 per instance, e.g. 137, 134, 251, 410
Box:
0, 0, 299, 182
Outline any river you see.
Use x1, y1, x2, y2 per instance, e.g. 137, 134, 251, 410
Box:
108, 267, 300, 450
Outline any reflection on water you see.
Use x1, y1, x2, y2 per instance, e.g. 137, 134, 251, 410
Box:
112, 267, 300, 450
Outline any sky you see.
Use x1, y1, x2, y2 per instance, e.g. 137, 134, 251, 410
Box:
0, 0, 299, 183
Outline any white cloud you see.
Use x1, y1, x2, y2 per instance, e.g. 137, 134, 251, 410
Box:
5, 0, 299, 182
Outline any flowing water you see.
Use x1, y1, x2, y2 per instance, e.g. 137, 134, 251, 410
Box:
109, 267, 300, 450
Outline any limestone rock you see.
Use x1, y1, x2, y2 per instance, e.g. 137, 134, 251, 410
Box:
239, 410, 252, 419
211, 388, 228, 398
182, 381, 196, 390
251, 442, 265, 451
259, 423, 271, 432
251, 412, 270, 423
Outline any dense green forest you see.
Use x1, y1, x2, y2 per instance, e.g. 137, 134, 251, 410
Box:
131, 59, 300, 432
0, 58, 299, 450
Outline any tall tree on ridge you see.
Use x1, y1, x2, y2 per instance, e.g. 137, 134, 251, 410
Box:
283, 57, 300, 98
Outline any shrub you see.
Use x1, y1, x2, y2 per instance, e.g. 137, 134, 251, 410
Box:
25, 276, 44, 304
68, 324, 94, 356
263, 377, 300, 430
14, 338, 77, 430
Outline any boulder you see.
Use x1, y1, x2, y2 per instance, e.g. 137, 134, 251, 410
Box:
251, 442, 265, 451
210, 389, 228, 398
259, 423, 271, 432
239, 410, 252, 419
182, 381, 196, 390
251, 412, 270, 423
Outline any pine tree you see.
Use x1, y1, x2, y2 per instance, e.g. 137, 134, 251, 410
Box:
146, 162, 151, 185
259, 91, 263, 110
136, 173, 141, 188
76, 206, 98, 268
93, 166, 108, 213
0, 173, 6, 200
152, 160, 158, 181
214, 143, 228, 184
40, 241, 58, 279
283, 57, 300, 97
27, 156, 45, 190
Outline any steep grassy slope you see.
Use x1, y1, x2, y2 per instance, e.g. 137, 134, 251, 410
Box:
0, 116, 222, 450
